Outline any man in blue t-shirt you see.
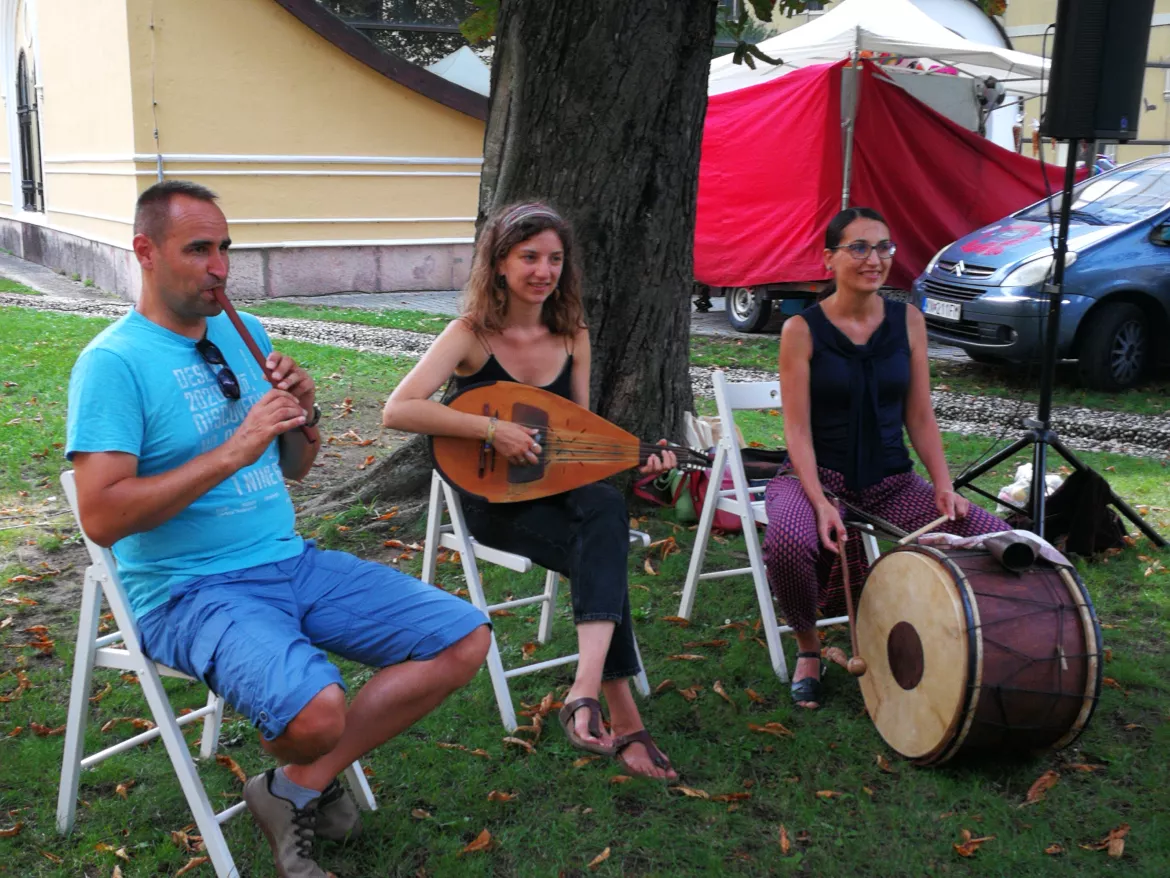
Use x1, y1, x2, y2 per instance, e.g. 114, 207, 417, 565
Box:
66, 180, 490, 878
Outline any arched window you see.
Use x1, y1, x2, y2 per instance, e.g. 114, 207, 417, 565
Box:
16, 50, 43, 212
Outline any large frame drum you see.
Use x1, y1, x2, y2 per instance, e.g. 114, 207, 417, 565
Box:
856, 545, 1102, 765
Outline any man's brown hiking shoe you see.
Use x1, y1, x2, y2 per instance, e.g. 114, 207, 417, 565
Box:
244, 769, 330, 878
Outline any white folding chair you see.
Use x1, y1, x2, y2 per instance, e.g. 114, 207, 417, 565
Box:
421, 471, 651, 731
676, 371, 881, 683
57, 471, 376, 878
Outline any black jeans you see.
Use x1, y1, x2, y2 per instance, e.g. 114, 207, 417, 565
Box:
462, 482, 640, 681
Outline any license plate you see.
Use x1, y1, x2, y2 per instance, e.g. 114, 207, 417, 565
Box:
923, 297, 961, 321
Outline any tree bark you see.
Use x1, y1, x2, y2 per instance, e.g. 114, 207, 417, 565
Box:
482, 0, 713, 442
310, 0, 716, 519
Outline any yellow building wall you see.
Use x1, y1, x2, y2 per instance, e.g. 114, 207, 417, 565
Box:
123, 0, 485, 245
33, 0, 138, 245
1005, 0, 1170, 163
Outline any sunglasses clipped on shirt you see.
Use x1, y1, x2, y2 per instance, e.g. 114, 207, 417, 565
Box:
834, 240, 897, 261
195, 335, 242, 400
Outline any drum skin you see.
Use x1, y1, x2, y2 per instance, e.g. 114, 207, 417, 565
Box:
856, 545, 1102, 765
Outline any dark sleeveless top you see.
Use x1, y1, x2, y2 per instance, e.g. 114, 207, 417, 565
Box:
449, 352, 574, 401
804, 300, 913, 491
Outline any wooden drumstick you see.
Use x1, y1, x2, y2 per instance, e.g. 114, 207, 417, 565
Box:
897, 514, 951, 546
838, 544, 867, 677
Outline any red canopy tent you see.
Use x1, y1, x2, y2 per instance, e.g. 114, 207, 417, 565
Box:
695, 60, 1068, 290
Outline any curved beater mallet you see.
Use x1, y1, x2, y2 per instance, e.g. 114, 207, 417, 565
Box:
825, 536, 867, 677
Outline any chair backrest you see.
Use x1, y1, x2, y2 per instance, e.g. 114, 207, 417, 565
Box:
712, 371, 781, 427
60, 471, 142, 644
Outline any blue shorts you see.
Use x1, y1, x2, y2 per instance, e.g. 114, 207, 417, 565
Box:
136, 542, 489, 740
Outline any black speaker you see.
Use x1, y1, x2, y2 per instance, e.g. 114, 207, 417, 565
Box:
1041, 0, 1154, 142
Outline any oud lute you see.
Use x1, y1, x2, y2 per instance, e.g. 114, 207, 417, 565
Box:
431, 381, 708, 502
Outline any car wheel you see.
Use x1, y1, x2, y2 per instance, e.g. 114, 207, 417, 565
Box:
725, 286, 773, 333
1077, 302, 1148, 391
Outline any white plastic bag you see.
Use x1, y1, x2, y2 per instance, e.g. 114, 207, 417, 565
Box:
996, 463, 1063, 514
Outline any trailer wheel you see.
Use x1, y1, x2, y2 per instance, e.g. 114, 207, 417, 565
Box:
726, 286, 772, 332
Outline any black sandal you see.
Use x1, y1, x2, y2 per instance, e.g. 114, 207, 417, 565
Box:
790, 651, 825, 708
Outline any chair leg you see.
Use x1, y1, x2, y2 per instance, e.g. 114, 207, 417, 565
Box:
57, 568, 102, 834
198, 690, 224, 761
678, 444, 728, 620
343, 760, 377, 812
136, 663, 239, 878
420, 473, 445, 585
537, 570, 559, 644
741, 515, 789, 683
632, 636, 651, 697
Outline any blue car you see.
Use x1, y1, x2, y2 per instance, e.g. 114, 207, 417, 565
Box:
912, 154, 1170, 390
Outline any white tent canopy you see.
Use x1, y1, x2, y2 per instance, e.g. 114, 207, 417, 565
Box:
426, 45, 491, 97
709, 0, 1048, 97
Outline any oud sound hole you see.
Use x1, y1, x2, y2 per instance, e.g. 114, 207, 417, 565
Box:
887, 621, 925, 690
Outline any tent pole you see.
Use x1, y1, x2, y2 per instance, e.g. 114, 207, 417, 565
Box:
841, 32, 860, 210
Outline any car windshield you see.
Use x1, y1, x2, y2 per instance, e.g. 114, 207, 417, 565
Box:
1018, 157, 1170, 226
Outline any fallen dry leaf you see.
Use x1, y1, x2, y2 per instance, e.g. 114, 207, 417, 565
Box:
1102, 677, 1121, 689
677, 686, 703, 702
653, 679, 675, 695
0, 822, 23, 838
954, 829, 995, 857
587, 847, 611, 870
115, 781, 135, 799
487, 790, 517, 802
1080, 823, 1129, 858
40, 851, 63, 864
502, 736, 535, 753
659, 615, 691, 627
573, 756, 600, 769
20, 624, 48, 635
744, 688, 765, 704
712, 680, 735, 707
521, 642, 538, 660
666, 654, 707, 662
30, 722, 66, 736
460, 829, 493, 855
100, 716, 156, 733
712, 792, 752, 802
410, 808, 431, 820
876, 753, 896, 774
216, 754, 248, 785
673, 785, 710, 799
779, 824, 791, 854
6, 726, 21, 738
1024, 769, 1059, 805
174, 856, 210, 876
88, 682, 113, 703
1045, 844, 1064, 855
815, 790, 841, 799
610, 775, 632, 784
0, 616, 10, 630
356, 455, 376, 470
643, 557, 659, 576
113, 866, 124, 878
749, 721, 794, 738
436, 741, 466, 751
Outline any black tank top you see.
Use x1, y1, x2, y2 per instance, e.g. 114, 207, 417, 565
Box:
803, 300, 913, 490
448, 352, 574, 401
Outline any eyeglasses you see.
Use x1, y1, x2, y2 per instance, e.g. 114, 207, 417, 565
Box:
833, 240, 897, 261
195, 336, 241, 400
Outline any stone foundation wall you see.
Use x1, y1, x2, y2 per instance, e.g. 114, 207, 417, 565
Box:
0, 219, 472, 301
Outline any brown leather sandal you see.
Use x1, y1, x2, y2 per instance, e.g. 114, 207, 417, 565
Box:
557, 697, 615, 756
614, 729, 677, 780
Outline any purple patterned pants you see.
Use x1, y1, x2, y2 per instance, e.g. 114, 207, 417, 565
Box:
762, 468, 1007, 632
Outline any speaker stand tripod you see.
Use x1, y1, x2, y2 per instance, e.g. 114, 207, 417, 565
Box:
952, 138, 1167, 549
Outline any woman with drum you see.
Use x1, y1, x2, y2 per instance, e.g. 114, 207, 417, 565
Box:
765, 207, 1007, 710
382, 202, 678, 780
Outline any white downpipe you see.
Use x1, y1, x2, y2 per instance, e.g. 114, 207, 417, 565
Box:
841, 29, 861, 211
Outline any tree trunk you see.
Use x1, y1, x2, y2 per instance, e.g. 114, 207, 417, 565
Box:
482, 0, 713, 442
310, 0, 715, 520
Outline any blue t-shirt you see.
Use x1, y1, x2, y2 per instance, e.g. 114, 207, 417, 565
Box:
65, 310, 304, 618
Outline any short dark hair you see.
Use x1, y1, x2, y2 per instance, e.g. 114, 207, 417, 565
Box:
134, 180, 220, 242
825, 206, 887, 249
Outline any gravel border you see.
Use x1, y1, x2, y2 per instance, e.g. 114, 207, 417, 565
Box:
4, 292, 1166, 459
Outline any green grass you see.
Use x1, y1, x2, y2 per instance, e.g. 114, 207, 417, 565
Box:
244, 301, 451, 335
1, 307, 1168, 876
0, 278, 38, 295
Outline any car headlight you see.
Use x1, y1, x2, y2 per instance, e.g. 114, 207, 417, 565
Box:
1002, 251, 1077, 287
925, 245, 949, 275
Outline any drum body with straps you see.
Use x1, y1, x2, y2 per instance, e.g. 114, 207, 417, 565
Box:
856, 545, 1102, 765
